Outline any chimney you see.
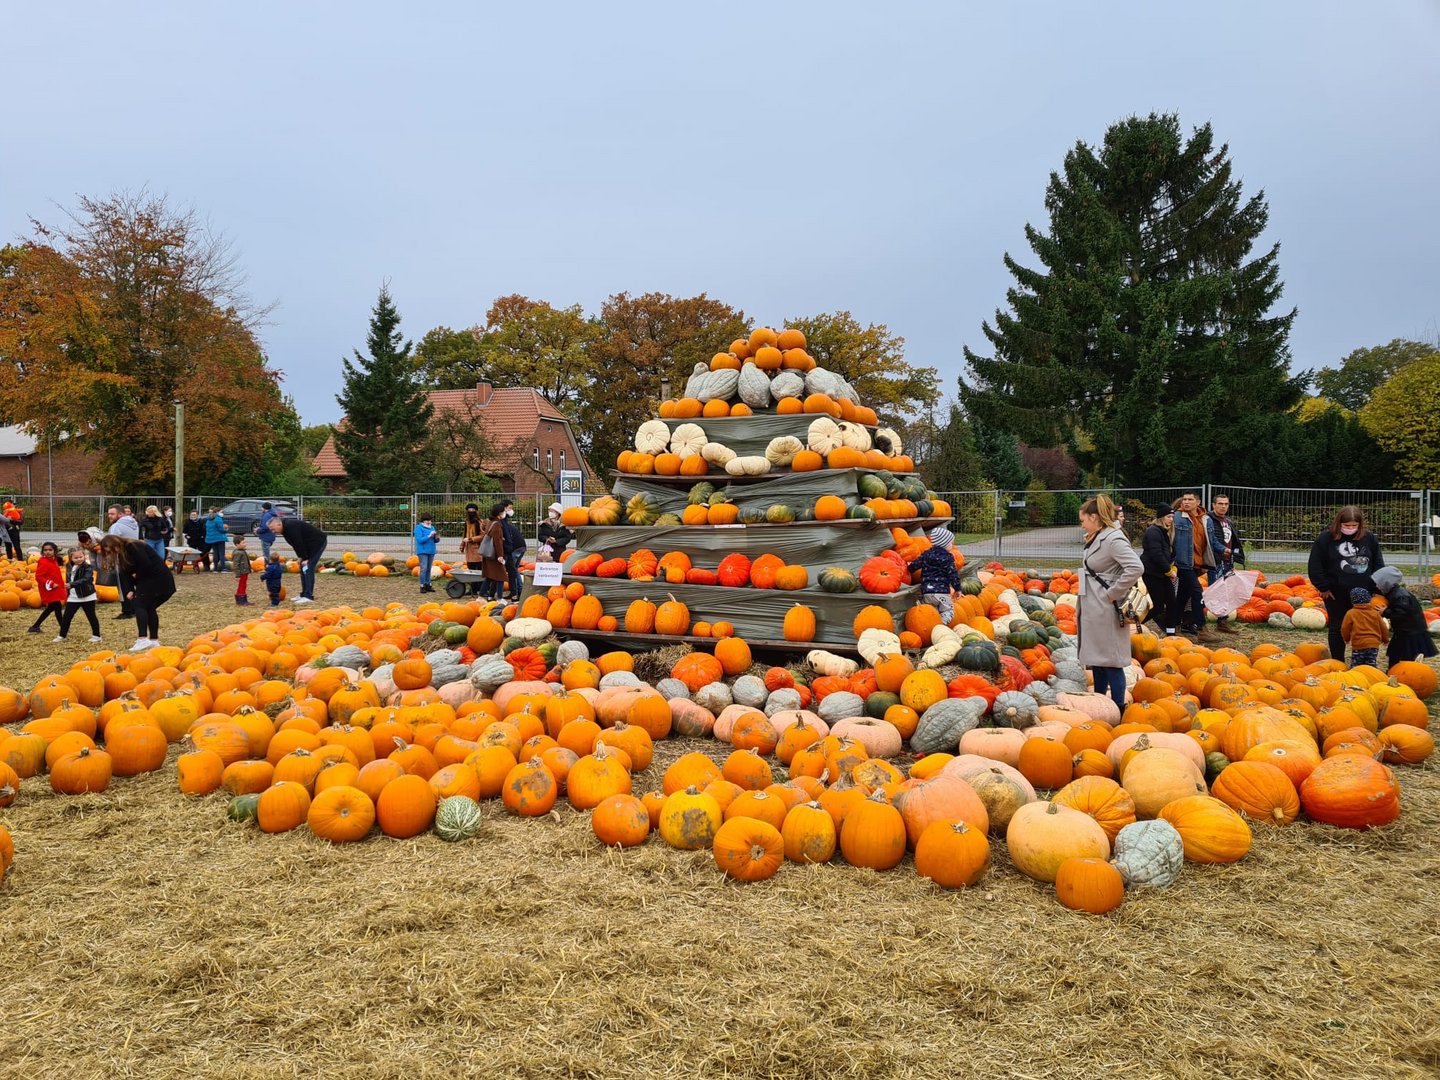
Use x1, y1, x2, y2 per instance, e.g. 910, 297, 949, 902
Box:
475, 379, 493, 406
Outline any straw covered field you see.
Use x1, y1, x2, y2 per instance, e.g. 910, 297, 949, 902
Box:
1, 571, 1438, 1080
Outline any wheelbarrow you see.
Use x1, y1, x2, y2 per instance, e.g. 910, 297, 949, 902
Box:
444, 568, 488, 599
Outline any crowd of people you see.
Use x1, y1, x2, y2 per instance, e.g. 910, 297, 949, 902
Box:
441, 499, 572, 602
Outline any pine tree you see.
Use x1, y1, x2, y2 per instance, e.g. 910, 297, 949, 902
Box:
970, 411, 1032, 492
925, 402, 988, 493
962, 114, 1301, 485
335, 286, 433, 493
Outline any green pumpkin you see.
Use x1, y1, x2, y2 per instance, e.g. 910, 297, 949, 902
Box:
435, 795, 485, 842
959, 576, 985, 596
913, 499, 934, 518
1006, 622, 1044, 649
857, 473, 889, 500
818, 567, 859, 594
501, 636, 526, 655
427, 620, 453, 639
765, 504, 797, 524
1205, 752, 1231, 784
535, 641, 559, 667
443, 623, 470, 646
687, 482, 717, 506
653, 513, 681, 527
741, 509, 768, 524
846, 505, 876, 521
708, 491, 731, 507
626, 493, 661, 526
865, 691, 901, 719
227, 793, 261, 824
1001, 644, 1022, 659
957, 640, 1001, 674
900, 476, 928, 501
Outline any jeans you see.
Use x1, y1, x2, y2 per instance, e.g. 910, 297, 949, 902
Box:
1175, 567, 1205, 630
480, 576, 503, 600
147, 539, 167, 562
209, 540, 228, 572
506, 552, 523, 598
299, 544, 324, 599
260, 534, 273, 559
1091, 666, 1127, 709
1349, 648, 1378, 670
418, 552, 434, 588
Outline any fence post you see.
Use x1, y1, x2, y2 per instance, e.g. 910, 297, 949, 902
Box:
410, 494, 418, 555
992, 490, 1003, 561
1420, 490, 1431, 579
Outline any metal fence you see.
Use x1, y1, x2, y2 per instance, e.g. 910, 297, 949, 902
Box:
7, 485, 1438, 576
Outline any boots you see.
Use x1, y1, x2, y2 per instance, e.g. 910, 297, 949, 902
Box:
235, 596, 250, 606
1196, 626, 1221, 643
1215, 619, 1238, 634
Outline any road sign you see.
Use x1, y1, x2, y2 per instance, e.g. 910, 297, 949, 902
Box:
558, 470, 584, 509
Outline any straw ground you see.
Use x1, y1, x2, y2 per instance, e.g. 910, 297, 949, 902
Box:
0, 572, 1437, 1079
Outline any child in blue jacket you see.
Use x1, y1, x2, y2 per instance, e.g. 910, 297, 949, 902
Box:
262, 553, 285, 606
413, 513, 439, 593
907, 527, 965, 626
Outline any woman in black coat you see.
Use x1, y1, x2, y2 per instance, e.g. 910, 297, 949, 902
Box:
1140, 505, 1179, 636
1307, 505, 1384, 663
99, 535, 176, 651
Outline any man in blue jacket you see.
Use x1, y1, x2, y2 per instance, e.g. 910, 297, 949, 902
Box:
256, 502, 281, 559
1171, 493, 1217, 642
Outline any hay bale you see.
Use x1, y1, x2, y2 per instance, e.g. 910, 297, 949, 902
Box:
634, 643, 692, 685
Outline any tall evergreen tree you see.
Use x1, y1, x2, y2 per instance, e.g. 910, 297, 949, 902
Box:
962, 114, 1302, 485
924, 402, 988, 493
970, 410, 1032, 492
335, 286, 433, 493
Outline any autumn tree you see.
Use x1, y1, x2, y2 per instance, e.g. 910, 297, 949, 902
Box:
334, 286, 433, 493
963, 114, 1301, 485
783, 312, 940, 430
474, 295, 600, 412
1311, 338, 1436, 412
416, 397, 513, 496
0, 192, 283, 490
413, 325, 487, 389
580, 292, 748, 471
1359, 355, 1440, 487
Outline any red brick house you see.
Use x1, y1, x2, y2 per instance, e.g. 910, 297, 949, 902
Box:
0, 426, 105, 496
313, 381, 602, 496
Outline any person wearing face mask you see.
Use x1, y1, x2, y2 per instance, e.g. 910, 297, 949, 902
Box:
1308, 505, 1385, 663
536, 502, 573, 562
498, 500, 526, 599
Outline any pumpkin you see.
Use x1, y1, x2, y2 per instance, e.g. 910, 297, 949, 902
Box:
858, 557, 904, 595
658, 786, 723, 849
894, 772, 989, 846
1210, 761, 1300, 825
1109, 819, 1184, 888
307, 785, 375, 843
1054, 857, 1125, 914
591, 793, 652, 847
1006, 801, 1110, 883
838, 790, 908, 870
913, 820, 990, 888
1299, 755, 1401, 829
725, 455, 772, 477
1051, 776, 1136, 843
634, 419, 670, 454
50, 745, 112, 795
780, 801, 837, 864
257, 781, 312, 834
377, 774, 437, 837
910, 698, 986, 756
1122, 746, 1206, 819
711, 817, 784, 881
1157, 795, 1253, 863
963, 766, 1035, 833
818, 567, 859, 594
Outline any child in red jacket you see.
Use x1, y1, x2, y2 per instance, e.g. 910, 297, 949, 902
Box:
28, 541, 66, 633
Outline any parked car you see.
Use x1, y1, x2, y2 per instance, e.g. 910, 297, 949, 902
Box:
215, 499, 298, 539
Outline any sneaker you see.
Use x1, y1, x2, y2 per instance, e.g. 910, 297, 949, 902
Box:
51, 635, 66, 643
89, 635, 103, 643
129, 638, 152, 652
27, 626, 41, 634
293, 597, 313, 604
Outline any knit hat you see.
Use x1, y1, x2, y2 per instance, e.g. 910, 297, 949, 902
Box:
1349, 587, 1372, 606
1372, 567, 1403, 596
928, 527, 955, 549
1152, 504, 1174, 519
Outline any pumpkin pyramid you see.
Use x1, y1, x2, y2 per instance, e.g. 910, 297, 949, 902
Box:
534, 326, 955, 651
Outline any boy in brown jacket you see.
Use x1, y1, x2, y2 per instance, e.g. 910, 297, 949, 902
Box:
1340, 587, 1388, 669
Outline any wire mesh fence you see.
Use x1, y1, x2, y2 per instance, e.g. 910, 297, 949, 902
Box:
6, 485, 1438, 576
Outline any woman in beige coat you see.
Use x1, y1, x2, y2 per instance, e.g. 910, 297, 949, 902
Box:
1078, 495, 1144, 708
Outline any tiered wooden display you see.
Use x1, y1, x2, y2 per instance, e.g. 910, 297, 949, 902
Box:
533, 408, 952, 656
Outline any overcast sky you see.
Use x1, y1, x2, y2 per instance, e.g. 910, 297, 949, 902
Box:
6, 1, 1437, 424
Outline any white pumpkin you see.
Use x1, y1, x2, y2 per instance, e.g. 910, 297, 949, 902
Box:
682, 362, 710, 400
806, 417, 843, 455
701, 441, 737, 467
804, 367, 842, 398
1291, 606, 1327, 631
856, 627, 902, 666
737, 362, 772, 408
724, 455, 772, 477
696, 367, 739, 403
670, 423, 707, 459
503, 617, 552, 642
770, 370, 806, 400
876, 426, 903, 456
634, 419, 670, 455
764, 435, 804, 467
806, 649, 859, 678
837, 422, 872, 452
556, 640, 589, 666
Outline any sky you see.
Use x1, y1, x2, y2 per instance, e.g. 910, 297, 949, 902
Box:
5, 1, 1438, 425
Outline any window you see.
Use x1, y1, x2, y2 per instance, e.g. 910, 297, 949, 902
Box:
532, 447, 540, 470
560, 449, 566, 470
546, 447, 553, 470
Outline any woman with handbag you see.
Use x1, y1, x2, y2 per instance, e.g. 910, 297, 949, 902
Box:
479, 503, 508, 601
459, 503, 485, 596
1078, 494, 1144, 709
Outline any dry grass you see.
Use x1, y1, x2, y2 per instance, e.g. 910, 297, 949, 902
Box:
1, 575, 1438, 1079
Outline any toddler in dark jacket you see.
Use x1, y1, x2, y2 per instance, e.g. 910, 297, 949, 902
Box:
263, 553, 285, 606
907, 528, 965, 626
1372, 567, 1437, 667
